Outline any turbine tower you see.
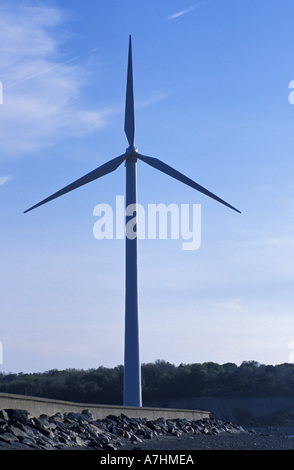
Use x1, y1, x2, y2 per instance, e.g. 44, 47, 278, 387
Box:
25, 36, 240, 407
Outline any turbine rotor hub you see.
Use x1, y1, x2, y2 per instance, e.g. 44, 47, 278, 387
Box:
125, 145, 138, 162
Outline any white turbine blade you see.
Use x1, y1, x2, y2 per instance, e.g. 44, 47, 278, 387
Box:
137, 153, 241, 214
124, 35, 135, 147
24, 154, 126, 213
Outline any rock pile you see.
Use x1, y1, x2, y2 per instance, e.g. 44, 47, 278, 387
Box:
0, 408, 251, 450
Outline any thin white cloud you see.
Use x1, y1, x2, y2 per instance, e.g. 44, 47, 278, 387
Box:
208, 297, 244, 314
6, 56, 80, 89
0, 3, 108, 157
167, 1, 212, 20
136, 90, 171, 109
3, 335, 97, 360
168, 6, 196, 20
0, 176, 10, 186
251, 234, 294, 249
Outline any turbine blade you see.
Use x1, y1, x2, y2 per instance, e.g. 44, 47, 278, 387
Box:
137, 153, 241, 214
124, 35, 135, 147
24, 154, 126, 213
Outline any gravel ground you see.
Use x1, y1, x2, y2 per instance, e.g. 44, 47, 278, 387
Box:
120, 426, 294, 451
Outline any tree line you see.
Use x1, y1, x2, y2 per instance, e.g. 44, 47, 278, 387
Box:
0, 360, 294, 406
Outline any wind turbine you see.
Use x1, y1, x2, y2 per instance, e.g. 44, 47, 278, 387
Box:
25, 35, 240, 407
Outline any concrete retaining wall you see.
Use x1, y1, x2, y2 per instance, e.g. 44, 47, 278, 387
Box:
0, 393, 210, 421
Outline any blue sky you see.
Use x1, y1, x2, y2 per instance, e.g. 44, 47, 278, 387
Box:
1, 0, 294, 373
